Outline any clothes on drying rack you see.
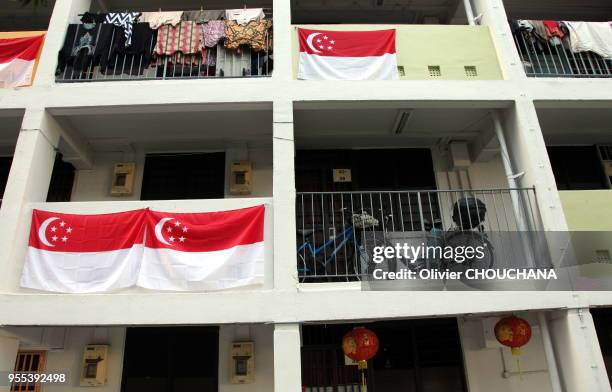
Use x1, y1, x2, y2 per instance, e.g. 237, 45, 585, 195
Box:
224, 20, 272, 51
182, 10, 224, 24
105, 12, 140, 46
225, 8, 265, 26
564, 21, 612, 60
140, 11, 183, 29
155, 21, 201, 57
100, 23, 157, 75
80, 12, 107, 24
201, 20, 226, 48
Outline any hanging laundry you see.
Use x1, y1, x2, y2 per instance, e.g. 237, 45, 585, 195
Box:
140, 11, 183, 29
225, 8, 265, 26
224, 20, 272, 51
57, 23, 104, 75
105, 12, 140, 46
100, 23, 157, 75
543, 21, 565, 40
564, 22, 612, 60
80, 12, 107, 24
155, 21, 202, 57
201, 20, 226, 48
182, 10, 224, 24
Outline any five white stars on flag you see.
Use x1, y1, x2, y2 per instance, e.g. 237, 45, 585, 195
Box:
316, 35, 335, 51
50, 221, 72, 243
164, 220, 189, 244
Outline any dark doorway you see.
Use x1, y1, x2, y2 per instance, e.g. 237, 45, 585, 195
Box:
301, 319, 467, 392
295, 149, 437, 192
141, 152, 226, 200
547, 146, 608, 190
0, 156, 12, 201
591, 308, 612, 385
120, 326, 219, 392
47, 154, 75, 202
0, 154, 75, 204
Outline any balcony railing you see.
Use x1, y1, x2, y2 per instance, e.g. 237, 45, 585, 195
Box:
511, 24, 612, 78
56, 18, 272, 82
296, 188, 545, 282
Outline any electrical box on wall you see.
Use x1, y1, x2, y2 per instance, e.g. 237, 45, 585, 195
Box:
79, 345, 109, 387
230, 341, 255, 384
449, 142, 471, 170
230, 161, 252, 195
110, 163, 136, 196
333, 169, 352, 183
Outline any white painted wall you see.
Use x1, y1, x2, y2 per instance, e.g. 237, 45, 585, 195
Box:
16, 327, 126, 392
459, 314, 554, 392
219, 324, 275, 392
6, 325, 275, 392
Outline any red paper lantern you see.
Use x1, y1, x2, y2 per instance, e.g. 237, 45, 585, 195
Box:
342, 327, 380, 369
495, 315, 532, 355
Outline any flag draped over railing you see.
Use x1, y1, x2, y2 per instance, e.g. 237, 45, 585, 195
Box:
0, 35, 44, 88
21, 205, 265, 293
297, 28, 399, 80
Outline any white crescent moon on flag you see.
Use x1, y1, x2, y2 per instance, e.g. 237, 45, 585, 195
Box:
306, 32, 323, 53
154, 217, 174, 246
38, 217, 59, 247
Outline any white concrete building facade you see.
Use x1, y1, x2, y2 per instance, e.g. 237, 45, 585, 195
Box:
0, 0, 611, 391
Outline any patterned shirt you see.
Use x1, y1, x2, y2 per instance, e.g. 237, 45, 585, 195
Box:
224, 20, 272, 51
105, 12, 140, 46
155, 21, 202, 56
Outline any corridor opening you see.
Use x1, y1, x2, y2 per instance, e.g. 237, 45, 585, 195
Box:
301, 318, 467, 392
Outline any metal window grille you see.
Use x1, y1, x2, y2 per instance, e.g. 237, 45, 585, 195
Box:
511, 25, 612, 78
11, 351, 47, 392
56, 11, 273, 82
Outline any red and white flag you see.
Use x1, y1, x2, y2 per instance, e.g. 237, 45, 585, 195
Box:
139, 205, 265, 291
0, 35, 44, 88
298, 28, 399, 80
21, 209, 146, 293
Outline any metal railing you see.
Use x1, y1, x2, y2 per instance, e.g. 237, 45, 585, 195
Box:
296, 188, 545, 282
56, 22, 272, 82
511, 26, 612, 78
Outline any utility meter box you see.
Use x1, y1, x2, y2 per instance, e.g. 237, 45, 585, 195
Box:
333, 169, 352, 183
110, 163, 136, 196
230, 161, 252, 195
80, 345, 109, 387
230, 342, 255, 384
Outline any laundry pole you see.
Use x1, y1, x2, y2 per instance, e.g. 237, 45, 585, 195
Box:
491, 111, 528, 232
463, 0, 476, 25
538, 312, 564, 392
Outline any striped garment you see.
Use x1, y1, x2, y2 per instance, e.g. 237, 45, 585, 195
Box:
105, 12, 140, 46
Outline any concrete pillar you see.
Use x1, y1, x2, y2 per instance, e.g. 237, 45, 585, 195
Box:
497, 100, 568, 231
272, 0, 293, 81
548, 309, 611, 392
0, 332, 19, 392
0, 109, 60, 291
274, 323, 302, 392
34, 0, 93, 86
273, 100, 298, 290
470, 0, 526, 80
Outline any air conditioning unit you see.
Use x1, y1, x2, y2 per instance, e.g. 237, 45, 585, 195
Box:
597, 145, 612, 189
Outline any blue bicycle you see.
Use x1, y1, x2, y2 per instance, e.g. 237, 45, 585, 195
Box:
296, 209, 379, 281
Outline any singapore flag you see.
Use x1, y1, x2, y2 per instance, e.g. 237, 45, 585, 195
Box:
139, 205, 265, 291
298, 28, 399, 80
21, 209, 146, 293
